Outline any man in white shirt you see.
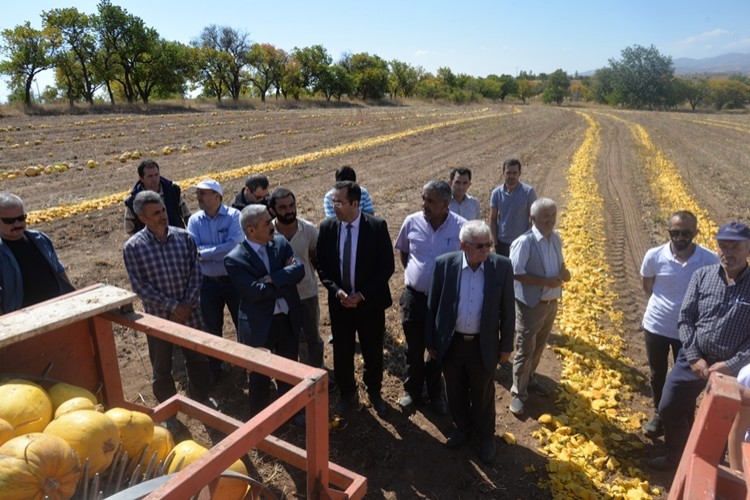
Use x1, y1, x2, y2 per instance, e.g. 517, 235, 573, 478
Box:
448, 167, 480, 221
640, 210, 717, 438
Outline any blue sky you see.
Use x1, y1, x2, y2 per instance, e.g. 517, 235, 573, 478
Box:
2, 1, 750, 102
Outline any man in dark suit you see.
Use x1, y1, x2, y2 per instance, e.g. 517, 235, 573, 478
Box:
426, 220, 515, 464
317, 181, 395, 418
225, 204, 305, 420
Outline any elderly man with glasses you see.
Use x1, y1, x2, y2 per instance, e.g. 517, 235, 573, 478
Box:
0, 192, 75, 315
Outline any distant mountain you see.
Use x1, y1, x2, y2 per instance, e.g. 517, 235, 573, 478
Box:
673, 53, 750, 75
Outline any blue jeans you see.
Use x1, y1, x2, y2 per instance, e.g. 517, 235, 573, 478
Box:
200, 277, 240, 372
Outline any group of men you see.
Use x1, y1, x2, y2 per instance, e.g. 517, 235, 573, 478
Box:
4, 154, 748, 472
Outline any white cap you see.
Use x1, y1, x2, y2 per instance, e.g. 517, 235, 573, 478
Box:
193, 178, 222, 196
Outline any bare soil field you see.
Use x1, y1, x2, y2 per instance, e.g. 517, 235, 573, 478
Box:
2, 100, 749, 498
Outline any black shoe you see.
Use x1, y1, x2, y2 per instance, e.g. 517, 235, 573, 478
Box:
334, 395, 359, 416
479, 439, 496, 464
429, 397, 448, 416
445, 428, 471, 449
161, 416, 181, 435
370, 396, 388, 418
528, 380, 550, 397
643, 414, 664, 439
648, 455, 678, 471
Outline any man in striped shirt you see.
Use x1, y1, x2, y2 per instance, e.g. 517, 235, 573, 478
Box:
649, 221, 750, 470
123, 191, 210, 414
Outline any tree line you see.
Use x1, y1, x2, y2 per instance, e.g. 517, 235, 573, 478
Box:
1, 1, 748, 111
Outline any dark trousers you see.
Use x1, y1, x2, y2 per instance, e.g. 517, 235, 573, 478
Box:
495, 241, 511, 257
643, 329, 682, 410
200, 277, 240, 373
400, 287, 443, 401
147, 335, 210, 403
248, 313, 299, 417
658, 349, 707, 460
299, 296, 324, 368
329, 301, 385, 400
443, 335, 496, 440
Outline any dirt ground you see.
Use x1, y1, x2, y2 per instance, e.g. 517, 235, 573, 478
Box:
2, 100, 749, 498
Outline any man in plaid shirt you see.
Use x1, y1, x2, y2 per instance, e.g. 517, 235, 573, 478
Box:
123, 190, 210, 416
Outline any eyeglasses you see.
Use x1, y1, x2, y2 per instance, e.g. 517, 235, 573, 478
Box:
0, 214, 27, 225
332, 200, 350, 207
669, 229, 694, 238
465, 241, 493, 249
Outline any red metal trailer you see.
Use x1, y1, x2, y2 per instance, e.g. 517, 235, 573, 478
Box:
0, 284, 367, 499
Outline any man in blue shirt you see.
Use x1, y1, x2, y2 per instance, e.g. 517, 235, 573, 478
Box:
489, 158, 537, 257
649, 222, 750, 470
322, 166, 375, 218
0, 193, 74, 314
187, 179, 243, 384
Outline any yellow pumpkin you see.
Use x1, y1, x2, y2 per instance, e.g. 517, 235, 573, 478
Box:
0, 418, 15, 446
146, 425, 174, 464
0, 380, 53, 435
0, 433, 81, 499
47, 383, 98, 413
44, 410, 119, 475
0, 455, 46, 499
54, 397, 103, 419
105, 408, 154, 461
168, 439, 249, 500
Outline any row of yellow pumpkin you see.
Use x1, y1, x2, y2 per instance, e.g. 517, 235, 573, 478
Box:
0, 379, 248, 499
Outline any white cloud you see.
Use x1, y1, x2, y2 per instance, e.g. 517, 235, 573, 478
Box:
413, 49, 430, 57
674, 29, 729, 48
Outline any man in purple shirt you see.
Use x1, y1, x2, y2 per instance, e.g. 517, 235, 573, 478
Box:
489, 158, 537, 257
395, 180, 465, 414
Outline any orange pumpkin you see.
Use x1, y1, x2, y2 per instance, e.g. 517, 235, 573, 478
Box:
47, 383, 97, 413
44, 410, 119, 475
105, 408, 154, 461
0, 418, 15, 447
168, 439, 249, 499
0, 380, 53, 435
0, 433, 81, 499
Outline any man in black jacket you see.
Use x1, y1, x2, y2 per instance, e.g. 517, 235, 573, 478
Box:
124, 159, 190, 235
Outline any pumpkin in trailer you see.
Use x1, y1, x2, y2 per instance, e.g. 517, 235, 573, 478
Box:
0, 380, 53, 435
104, 408, 154, 461
46, 382, 98, 413
0, 418, 15, 446
168, 439, 249, 500
44, 409, 119, 475
0, 432, 81, 499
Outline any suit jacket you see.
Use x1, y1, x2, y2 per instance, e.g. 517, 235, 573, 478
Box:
316, 212, 394, 311
224, 236, 304, 346
426, 251, 515, 370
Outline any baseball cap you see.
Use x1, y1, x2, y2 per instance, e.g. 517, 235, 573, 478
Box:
193, 178, 222, 196
715, 221, 750, 241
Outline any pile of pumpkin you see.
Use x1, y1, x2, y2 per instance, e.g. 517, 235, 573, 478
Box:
0, 379, 249, 499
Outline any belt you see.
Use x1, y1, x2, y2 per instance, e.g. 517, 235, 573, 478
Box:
539, 299, 558, 304
455, 331, 478, 341
405, 285, 428, 296
204, 275, 231, 283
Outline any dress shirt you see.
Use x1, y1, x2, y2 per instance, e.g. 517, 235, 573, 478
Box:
489, 181, 537, 245
338, 214, 361, 294
641, 243, 718, 339
449, 194, 480, 221
247, 239, 289, 314
455, 253, 485, 334
395, 211, 465, 293
679, 264, 750, 373
510, 225, 563, 301
323, 187, 375, 218
187, 204, 242, 277
273, 217, 319, 300
123, 227, 203, 328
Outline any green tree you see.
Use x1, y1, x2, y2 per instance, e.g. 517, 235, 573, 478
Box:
42, 7, 100, 105
708, 79, 750, 110
347, 53, 389, 99
515, 78, 539, 103
542, 69, 570, 105
389, 60, 423, 98
131, 39, 194, 102
607, 44, 674, 109
279, 56, 305, 99
291, 44, 331, 95
194, 25, 251, 101
246, 43, 287, 101
0, 22, 58, 107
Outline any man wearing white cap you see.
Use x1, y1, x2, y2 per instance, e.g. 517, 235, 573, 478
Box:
187, 179, 243, 384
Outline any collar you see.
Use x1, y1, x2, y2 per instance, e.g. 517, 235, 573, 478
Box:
245, 237, 266, 253
461, 252, 485, 272
341, 212, 362, 229
531, 225, 549, 242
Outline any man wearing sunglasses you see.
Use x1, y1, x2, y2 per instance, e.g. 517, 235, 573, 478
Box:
509, 198, 570, 417
0, 193, 74, 315
426, 220, 515, 464
639, 211, 717, 438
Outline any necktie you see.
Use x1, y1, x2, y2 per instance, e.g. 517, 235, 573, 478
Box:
257, 245, 270, 272
342, 223, 352, 293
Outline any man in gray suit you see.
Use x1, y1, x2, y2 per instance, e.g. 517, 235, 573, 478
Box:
509, 198, 570, 416
426, 220, 515, 464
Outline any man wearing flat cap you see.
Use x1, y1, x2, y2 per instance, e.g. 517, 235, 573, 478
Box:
187, 179, 243, 384
650, 221, 750, 470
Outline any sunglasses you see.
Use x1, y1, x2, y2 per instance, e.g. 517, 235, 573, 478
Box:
669, 229, 694, 238
0, 214, 27, 225
465, 241, 493, 249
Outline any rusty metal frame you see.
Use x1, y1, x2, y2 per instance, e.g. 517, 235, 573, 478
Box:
0, 284, 367, 499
